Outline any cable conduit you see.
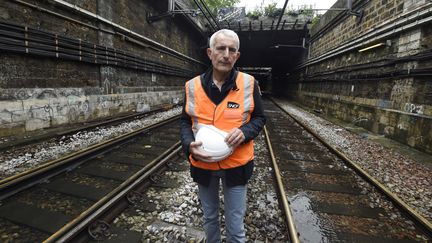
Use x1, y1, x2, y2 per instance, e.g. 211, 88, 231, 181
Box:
11, 0, 206, 66
302, 68, 432, 82
304, 50, 432, 78
0, 21, 195, 77
298, 3, 432, 69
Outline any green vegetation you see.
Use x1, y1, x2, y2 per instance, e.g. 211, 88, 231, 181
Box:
200, 0, 320, 23
243, 2, 318, 19
264, 2, 282, 18
246, 7, 262, 20
202, 0, 240, 15
310, 15, 321, 28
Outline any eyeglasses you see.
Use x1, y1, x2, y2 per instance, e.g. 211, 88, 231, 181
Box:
214, 46, 237, 54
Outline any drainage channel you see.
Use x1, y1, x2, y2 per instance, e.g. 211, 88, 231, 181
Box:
263, 99, 431, 242
0, 117, 181, 242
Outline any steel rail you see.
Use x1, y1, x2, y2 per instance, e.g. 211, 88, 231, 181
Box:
55, 105, 175, 136
44, 142, 182, 242
263, 126, 300, 243
269, 98, 432, 237
0, 115, 180, 200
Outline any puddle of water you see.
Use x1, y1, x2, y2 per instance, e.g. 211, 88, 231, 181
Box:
289, 191, 337, 242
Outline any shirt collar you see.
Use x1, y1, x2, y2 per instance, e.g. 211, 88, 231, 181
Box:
202, 67, 238, 90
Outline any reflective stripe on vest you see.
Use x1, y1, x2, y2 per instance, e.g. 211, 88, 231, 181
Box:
185, 71, 255, 170
186, 77, 199, 132
242, 73, 252, 125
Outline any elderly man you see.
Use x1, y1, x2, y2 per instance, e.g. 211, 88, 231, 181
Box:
180, 29, 266, 242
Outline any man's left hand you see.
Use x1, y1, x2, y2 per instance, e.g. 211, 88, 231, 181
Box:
225, 128, 245, 148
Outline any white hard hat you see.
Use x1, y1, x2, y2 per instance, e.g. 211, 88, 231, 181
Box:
195, 124, 233, 162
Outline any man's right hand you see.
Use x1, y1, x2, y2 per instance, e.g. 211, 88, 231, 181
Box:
189, 141, 212, 162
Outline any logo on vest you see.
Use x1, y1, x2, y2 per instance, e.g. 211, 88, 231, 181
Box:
227, 102, 240, 109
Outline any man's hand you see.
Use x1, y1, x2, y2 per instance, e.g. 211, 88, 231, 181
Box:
225, 128, 245, 148
189, 141, 212, 162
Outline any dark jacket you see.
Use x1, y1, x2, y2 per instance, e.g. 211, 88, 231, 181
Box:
180, 68, 266, 187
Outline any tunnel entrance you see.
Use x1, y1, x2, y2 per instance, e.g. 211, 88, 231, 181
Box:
218, 22, 309, 93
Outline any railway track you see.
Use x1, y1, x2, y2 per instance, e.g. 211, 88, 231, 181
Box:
0, 104, 175, 153
0, 100, 430, 242
0, 116, 182, 242
263, 99, 431, 242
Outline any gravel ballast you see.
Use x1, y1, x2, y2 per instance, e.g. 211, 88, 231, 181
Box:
0, 108, 182, 179
113, 133, 288, 242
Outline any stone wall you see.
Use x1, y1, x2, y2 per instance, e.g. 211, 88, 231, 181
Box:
0, 87, 183, 135
283, 0, 432, 154
0, 0, 207, 137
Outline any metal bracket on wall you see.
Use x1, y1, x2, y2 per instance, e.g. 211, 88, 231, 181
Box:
349, 10, 364, 24
146, 9, 201, 23
146, 0, 200, 23
312, 0, 364, 24
300, 7, 364, 25
347, 0, 364, 23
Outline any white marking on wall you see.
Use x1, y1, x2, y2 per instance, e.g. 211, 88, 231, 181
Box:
403, 103, 424, 114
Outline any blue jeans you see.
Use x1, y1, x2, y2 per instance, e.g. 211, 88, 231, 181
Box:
198, 171, 247, 243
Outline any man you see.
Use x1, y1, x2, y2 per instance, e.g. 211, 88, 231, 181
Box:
180, 29, 266, 242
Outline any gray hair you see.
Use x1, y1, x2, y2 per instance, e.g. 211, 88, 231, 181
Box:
209, 29, 240, 50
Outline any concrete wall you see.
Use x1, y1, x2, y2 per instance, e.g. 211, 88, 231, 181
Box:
0, 0, 207, 137
282, 0, 432, 154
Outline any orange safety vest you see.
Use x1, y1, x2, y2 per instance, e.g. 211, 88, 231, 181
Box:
185, 71, 255, 170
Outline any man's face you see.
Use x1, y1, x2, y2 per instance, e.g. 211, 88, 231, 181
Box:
207, 35, 240, 75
